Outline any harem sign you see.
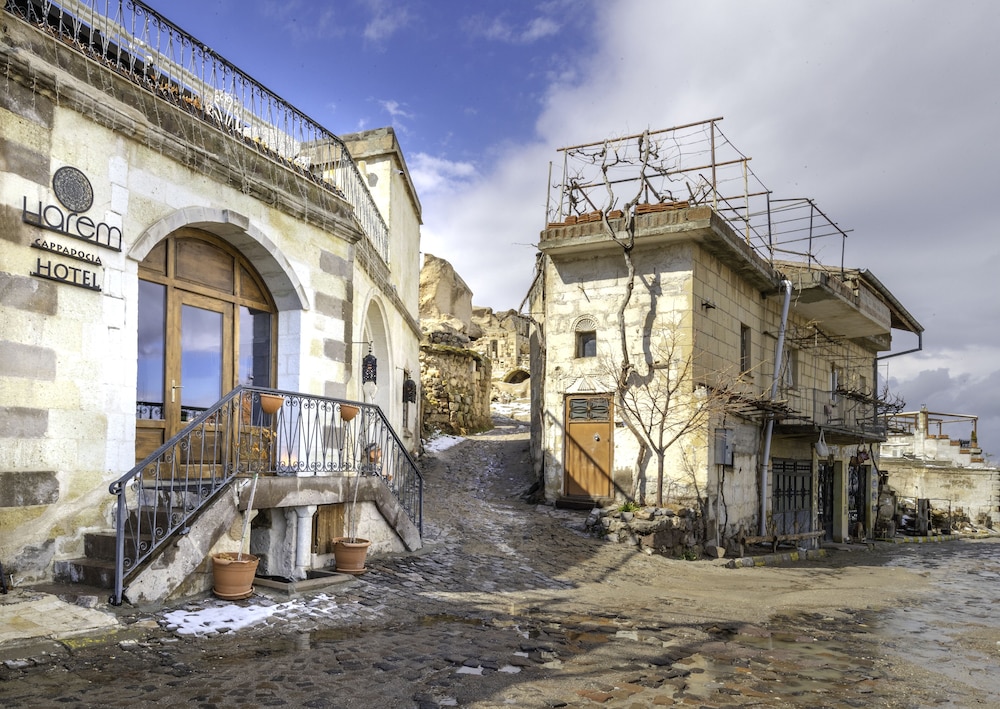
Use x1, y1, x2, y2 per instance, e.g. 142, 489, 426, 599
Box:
23, 166, 120, 292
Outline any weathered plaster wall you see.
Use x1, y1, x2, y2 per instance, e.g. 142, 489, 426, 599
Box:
881, 460, 1000, 524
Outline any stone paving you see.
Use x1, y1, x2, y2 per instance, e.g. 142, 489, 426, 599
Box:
0, 418, 990, 707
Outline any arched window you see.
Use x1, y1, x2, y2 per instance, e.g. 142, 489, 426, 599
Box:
574, 317, 597, 358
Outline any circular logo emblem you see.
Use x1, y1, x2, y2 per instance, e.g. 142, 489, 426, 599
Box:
52, 166, 94, 213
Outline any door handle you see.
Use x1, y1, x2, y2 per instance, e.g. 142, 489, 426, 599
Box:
593, 434, 601, 442
171, 379, 183, 403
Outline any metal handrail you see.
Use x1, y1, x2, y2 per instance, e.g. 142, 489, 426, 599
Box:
109, 386, 421, 605
4, 0, 390, 264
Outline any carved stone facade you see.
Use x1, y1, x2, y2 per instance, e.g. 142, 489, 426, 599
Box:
880, 408, 999, 526
0, 5, 421, 593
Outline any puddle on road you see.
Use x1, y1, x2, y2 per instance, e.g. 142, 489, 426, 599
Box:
877, 541, 1000, 700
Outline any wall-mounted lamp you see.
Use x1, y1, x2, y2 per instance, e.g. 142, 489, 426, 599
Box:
362, 344, 377, 385
403, 377, 417, 403
348, 340, 378, 389
701, 299, 717, 310
397, 367, 417, 403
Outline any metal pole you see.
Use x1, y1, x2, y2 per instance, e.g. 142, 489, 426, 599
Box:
760, 280, 793, 536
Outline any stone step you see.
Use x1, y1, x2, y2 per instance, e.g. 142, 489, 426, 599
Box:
53, 556, 115, 589
83, 529, 160, 562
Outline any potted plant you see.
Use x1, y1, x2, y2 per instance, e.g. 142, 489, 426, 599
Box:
211, 471, 260, 599
333, 405, 373, 573
211, 392, 283, 598
259, 392, 285, 415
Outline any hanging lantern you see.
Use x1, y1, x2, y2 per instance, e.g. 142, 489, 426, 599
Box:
403, 376, 417, 403
362, 346, 377, 385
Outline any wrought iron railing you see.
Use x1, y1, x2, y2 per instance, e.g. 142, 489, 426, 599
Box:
780, 387, 886, 437
108, 386, 421, 605
4, 0, 390, 263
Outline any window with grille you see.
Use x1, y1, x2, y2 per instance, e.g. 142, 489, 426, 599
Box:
740, 324, 751, 373
568, 397, 610, 421
772, 459, 812, 515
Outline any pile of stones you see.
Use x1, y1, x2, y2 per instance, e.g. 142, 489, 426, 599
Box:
585, 505, 709, 559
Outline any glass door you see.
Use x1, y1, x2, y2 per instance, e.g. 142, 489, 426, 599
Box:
134, 232, 276, 464
135, 289, 233, 462
175, 293, 232, 424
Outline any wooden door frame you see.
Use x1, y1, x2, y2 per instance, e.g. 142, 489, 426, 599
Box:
135, 230, 277, 462
168, 290, 234, 429
562, 393, 614, 500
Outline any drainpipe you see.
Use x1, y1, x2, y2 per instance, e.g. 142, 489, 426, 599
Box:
760, 280, 793, 536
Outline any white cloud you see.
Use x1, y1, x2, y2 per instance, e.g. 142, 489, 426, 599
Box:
409, 153, 478, 196
361, 0, 411, 43
464, 12, 561, 44
521, 17, 559, 42
379, 99, 413, 120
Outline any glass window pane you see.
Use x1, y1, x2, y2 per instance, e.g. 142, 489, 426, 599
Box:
181, 304, 223, 412
137, 280, 166, 420
239, 306, 272, 387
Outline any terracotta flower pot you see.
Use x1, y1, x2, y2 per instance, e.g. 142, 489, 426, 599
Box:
212, 552, 259, 600
333, 537, 370, 574
259, 394, 284, 415
340, 404, 360, 421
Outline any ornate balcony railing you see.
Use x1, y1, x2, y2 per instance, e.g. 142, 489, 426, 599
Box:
108, 386, 421, 606
4, 0, 390, 263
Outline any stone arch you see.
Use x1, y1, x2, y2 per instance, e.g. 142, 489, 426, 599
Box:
130, 206, 309, 312
358, 294, 392, 412
504, 369, 530, 384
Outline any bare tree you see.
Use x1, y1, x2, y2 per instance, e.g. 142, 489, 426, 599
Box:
603, 323, 736, 505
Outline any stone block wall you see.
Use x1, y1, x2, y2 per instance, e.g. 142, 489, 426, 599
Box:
586, 504, 708, 559
420, 343, 492, 436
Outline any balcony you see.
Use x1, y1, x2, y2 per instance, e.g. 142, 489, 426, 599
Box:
778, 264, 892, 340
5, 0, 389, 263
774, 387, 887, 443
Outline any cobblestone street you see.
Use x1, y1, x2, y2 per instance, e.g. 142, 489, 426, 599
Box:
1, 416, 997, 707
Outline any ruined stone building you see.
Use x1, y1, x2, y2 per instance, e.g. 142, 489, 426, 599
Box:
418, 254, 492, 436
470, 306, 531, 400
1, 1, 423, 603
880, 408, 998, 527
528, 121, 923, 555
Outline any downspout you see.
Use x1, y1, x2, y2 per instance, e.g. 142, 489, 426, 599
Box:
760, 280, 793, 536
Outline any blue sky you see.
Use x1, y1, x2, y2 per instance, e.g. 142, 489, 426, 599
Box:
154, 0, 1000, 456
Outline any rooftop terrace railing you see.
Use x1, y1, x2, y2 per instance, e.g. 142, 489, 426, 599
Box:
547, 118, 851, 276
4, 0, 390, 263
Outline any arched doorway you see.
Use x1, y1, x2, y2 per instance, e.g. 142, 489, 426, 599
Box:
135, 229, 277, 461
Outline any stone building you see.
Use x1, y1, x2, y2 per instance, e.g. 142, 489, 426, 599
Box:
880, 408, 998, 527
0, 1, 422, 603
418, 254, 492, 436
470, 306, 531, 401
529, 122, 923, 556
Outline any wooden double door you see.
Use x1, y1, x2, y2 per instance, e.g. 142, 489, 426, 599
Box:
135, 230, 276, 462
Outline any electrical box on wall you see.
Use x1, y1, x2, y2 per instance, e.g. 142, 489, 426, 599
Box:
714, 428, 734, 466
